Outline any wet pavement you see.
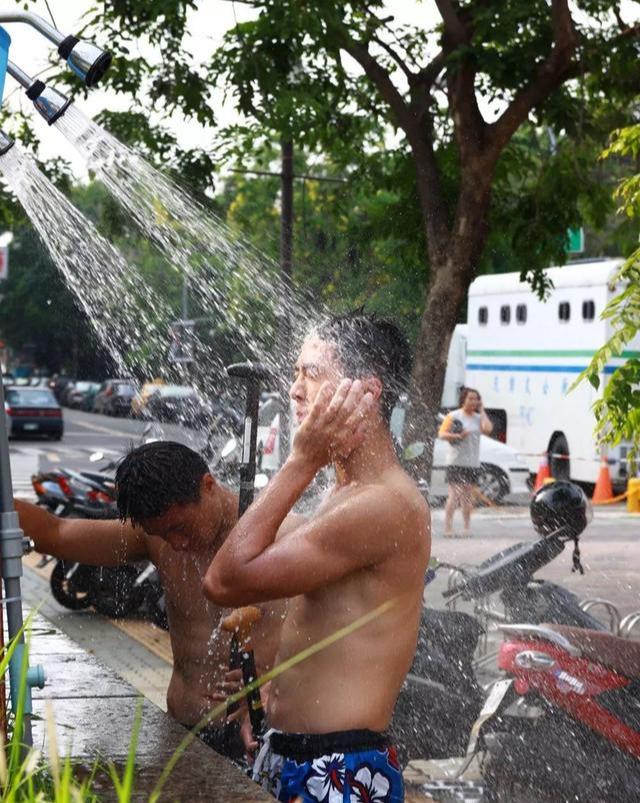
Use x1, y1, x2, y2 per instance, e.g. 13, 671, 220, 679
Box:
25, 615, 271, 801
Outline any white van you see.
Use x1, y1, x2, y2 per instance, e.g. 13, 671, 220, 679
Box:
463, 258, 640, 485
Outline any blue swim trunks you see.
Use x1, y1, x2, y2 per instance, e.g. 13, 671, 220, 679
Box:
252, 729, 404, 802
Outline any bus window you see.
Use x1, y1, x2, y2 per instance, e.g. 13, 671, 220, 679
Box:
558, 301, 571, 322
582, 300, 595, 321
479, 306, 488, 325
516, 304, 527, 324
500, 305, 511, 325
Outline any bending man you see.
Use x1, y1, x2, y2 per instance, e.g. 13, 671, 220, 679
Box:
16, 441, 289, 759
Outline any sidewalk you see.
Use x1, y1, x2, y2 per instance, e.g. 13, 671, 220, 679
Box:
23, 611, 271, 801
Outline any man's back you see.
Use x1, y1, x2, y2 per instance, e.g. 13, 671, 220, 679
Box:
267, 464, 429, 733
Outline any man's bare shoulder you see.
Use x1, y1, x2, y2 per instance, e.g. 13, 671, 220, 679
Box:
321, 467, 429, 548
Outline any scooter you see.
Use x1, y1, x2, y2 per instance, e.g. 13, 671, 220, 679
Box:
392, 481, 604, 763
479, 622, 640, 802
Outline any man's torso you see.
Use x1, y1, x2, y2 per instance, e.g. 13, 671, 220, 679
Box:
267, 465, 429, 734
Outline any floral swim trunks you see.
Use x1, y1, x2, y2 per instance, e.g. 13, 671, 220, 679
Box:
252, 729, 404, 802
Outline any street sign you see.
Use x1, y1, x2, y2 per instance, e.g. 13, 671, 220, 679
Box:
0, 245, 9, 280
566, 227, 584, 255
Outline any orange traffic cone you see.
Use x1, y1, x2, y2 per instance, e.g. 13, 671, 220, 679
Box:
533, 454, 551, 492
593, 456, 614, 504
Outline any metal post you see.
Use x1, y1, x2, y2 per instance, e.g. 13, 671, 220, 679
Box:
0, 379, 39, 748
279, 140, 294, 458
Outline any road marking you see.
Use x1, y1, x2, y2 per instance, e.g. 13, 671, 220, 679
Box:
70, 418, 140, 438
46, 452, 60, 462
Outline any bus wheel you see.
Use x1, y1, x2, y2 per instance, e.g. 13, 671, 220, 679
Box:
549, 434, 570, 480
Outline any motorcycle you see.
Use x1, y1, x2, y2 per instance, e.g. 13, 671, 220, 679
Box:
479, 622, 640, 802
392, 481, 604, 764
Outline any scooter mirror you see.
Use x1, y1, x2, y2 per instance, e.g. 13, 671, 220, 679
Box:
221, 437, 237, 459
89, 451, 104, 462
254, 473, 269, 489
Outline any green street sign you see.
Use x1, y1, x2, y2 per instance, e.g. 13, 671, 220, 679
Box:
566, 227, 584, 254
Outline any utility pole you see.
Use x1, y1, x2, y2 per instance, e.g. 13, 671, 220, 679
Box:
279, 139, 294, 455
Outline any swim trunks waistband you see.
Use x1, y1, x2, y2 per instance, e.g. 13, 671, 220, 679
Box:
271, 729, 389, 761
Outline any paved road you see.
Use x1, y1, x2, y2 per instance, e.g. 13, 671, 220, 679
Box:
8, 407, 210, 497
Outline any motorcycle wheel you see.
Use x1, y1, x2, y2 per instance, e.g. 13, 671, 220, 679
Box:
91, 566, 145, 618
50, 561, 92, 610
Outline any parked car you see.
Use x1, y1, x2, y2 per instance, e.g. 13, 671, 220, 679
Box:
66, 381, 101, 409
131, 380, 166, 418
4, 386, 63, 440
82, 382, 101, 412
29, 375, 51, 388
93, 379, 137, 416
48, 375, 73, 403
145, 384, 211, 427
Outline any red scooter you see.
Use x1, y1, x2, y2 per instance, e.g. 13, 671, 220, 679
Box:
480, 622, 640, 802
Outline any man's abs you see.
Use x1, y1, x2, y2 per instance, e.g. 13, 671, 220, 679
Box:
267, 593, 420, 734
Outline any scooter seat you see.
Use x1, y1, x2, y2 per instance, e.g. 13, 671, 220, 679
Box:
544, 623, 640, 678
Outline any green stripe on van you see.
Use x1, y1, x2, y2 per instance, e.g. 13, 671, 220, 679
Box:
466, 349, 640, 358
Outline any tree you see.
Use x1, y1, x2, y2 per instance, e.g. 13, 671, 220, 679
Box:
578, 124, 640, 463
21, 0, 640, 468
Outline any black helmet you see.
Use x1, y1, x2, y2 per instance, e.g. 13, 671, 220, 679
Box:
530, 481, 591, 537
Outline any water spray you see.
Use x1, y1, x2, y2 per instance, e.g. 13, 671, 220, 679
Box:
0, 9, 111, 749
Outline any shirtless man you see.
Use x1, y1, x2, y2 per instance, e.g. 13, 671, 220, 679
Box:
204, 313, 431, 802
15, 441, 286, 758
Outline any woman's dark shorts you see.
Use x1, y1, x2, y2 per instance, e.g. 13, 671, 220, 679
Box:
446, 465, 480, 486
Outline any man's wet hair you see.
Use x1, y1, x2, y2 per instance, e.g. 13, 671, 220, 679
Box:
116, 441, 209, 525
316, 310, 411, 422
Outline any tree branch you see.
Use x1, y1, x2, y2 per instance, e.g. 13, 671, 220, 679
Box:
413, 50, 446, 90
434, 0, 467, 44
371, 34, 415, 80
489, 0, 577, 156
334, 31, 450, 260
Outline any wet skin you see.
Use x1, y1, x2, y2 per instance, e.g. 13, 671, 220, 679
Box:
205, 336, 431, 734
15, 485, 289, 728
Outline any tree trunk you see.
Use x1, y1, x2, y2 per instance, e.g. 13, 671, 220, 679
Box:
407, 169, 493, 479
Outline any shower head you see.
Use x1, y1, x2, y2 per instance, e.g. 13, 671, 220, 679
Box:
0, 10, 112, 87
62, 39, 112, 88
7, 61, 70, 125
0, 128, 13, 156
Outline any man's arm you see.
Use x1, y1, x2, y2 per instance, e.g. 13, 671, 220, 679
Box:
203, 467, 413, 606
15, 500, 149, 565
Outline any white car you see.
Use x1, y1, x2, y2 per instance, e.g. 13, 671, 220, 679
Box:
391, 407, 530, 503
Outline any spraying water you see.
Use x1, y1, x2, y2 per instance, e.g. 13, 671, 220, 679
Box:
54, 105, 320, 380
0, 145, 181, 379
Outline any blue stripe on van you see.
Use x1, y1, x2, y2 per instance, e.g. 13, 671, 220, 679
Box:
466, 363, 617, 374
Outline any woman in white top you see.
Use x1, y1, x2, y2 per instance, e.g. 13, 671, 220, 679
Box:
438, 387, 493, 536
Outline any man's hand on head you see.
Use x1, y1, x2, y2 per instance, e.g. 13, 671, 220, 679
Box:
291, 378, 374, 469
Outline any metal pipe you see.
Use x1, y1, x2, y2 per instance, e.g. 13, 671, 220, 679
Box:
0, 381, 33, 746
0, 11, 63, 47
0, 11, 111, 87
5, 59, 29, 89
7, 60, 71, 125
